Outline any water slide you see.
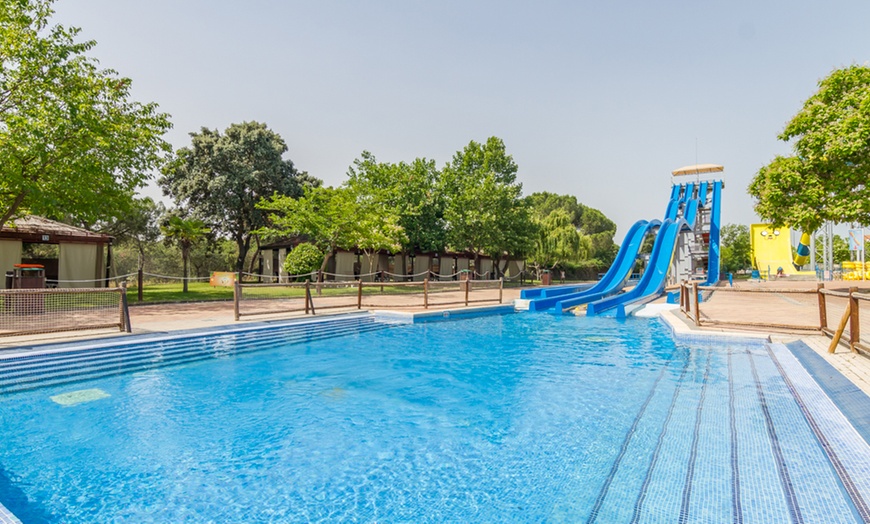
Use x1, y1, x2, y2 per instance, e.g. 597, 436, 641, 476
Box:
522, 185, 684, 312
585, 181, 707, 318
704, 181, 722, 285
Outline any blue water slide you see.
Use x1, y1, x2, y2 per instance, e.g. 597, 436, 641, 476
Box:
527, 219, 655, 311
586, 186, 703, 317
534, 219, 661, 312
663, 184, 683, 220
705, 181, 722, 285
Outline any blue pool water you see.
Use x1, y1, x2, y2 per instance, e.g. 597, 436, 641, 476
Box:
1, 313, 869, 522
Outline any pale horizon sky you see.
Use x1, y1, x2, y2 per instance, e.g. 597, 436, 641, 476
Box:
53, 1, 870, 240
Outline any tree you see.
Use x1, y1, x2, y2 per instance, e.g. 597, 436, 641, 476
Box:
440, 137, 535, 274
259, 185, 404, 289
527, 209, 591, 274
161, 215, 210, 293
159, 121, 320, 272
719, 224, 751, 273
99, 197, 165, 272
749, 65, 870, 231
346, 152, 445, 254
0, 0, 172, 225
525, 192, 617, 265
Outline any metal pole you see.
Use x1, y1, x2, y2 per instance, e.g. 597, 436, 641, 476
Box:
423, 278, 429, 309
357, 279, 363, 309
137, 268, 143, 302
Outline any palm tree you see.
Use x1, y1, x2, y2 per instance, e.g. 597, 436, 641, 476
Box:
161, 215, 210, 292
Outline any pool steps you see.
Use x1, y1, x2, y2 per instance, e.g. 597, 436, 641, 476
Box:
580, 342, 870, 523
0, 316, 393, 395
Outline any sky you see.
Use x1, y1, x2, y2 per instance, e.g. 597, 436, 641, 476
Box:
52, 0, 870, 240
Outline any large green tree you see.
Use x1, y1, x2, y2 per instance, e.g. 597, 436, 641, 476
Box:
440, 137, 535, 274
101, 197, 165, 272
749, 65, 870, 231
346, 152, 445, 254
258, 185, 403, 281
160, 121, 319, 272
0, 0, 172, 225
525, 192, 617, 264
719, 224, 752, 274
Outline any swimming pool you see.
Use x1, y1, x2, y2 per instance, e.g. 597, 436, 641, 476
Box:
0, 312, 869, 522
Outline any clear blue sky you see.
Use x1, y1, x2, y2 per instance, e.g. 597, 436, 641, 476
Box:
54, 0, 870, 239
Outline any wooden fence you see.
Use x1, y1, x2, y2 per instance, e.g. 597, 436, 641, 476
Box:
679, 281, 870, 356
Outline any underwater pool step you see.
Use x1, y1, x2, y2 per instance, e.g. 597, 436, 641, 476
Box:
0, 322, 393, 395
0, 316, 378, 370
0, 321, 388, 386
0, 317, 381, 378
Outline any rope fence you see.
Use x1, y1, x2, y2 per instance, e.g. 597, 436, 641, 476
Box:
233, 278, 504, 320
678, 281, 870, 356
0, 283, 131, 337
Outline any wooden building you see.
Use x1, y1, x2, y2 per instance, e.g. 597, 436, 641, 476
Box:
0, 216, 113, 288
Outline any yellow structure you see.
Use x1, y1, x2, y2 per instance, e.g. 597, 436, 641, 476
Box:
750, 224, 815, 277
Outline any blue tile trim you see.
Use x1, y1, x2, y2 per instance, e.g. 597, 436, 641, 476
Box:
678, 351, 712, 524
748, 351, 804, 524
586, 363, 670, 523
630, 357, 692, 523
785, 340, 870, 445
767, 345, 870, 522
728, 351, 744, 524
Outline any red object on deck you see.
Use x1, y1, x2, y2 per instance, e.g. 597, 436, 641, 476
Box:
13, 264, 44, 269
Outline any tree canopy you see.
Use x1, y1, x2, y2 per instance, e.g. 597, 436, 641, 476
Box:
160, 121, 320, 272
749, 65, 870, 231
440, 137, 536, 272
0, 0, 172, 226
719, 224, 751, 273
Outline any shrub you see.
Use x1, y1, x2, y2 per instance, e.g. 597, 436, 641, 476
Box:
283, 243, 323, 278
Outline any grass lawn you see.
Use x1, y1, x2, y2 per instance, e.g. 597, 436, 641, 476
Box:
126, 280, 492, 304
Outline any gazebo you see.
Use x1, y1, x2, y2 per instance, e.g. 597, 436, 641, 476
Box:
0, 216, 113, 288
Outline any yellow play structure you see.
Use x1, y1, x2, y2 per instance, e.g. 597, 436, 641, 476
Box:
750, 224, 814, 277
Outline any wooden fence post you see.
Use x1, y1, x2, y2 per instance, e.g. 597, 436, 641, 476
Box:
464, 279, 470, 306
423, 278, 429, 309
137, 268, 144, 302
817, 283, 827, 331
357, 279, 363, 309
850, 287, 860, 353
119, 282, 132, 333
499, 277, 503, 304
692, 281, 700, 327
304, 280, 310, 315
233, 280, 241, 321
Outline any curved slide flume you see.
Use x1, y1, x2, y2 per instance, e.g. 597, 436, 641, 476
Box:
526, 184, 683, 313
528, 219, 661, 312
585, 185, 704, 317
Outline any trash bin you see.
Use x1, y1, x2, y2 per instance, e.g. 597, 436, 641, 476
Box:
541, 271, 551, 286
10, 264, 45, 314
4, 271, 12, 290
